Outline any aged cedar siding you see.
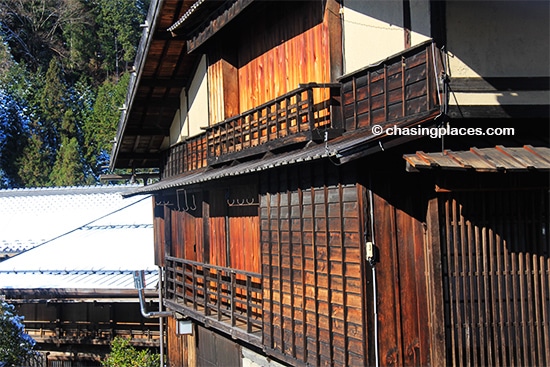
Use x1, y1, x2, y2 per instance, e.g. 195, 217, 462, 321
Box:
260, 161, 368, 366
237, 1, 330, 113
166, 317, 185, 366
153, 200, 166, 266
439, 188, 550, 367
365, 168, 433, 367
340, 41, 440, 131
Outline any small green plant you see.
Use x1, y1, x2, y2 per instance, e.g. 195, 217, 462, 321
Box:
102, 336, 160, 367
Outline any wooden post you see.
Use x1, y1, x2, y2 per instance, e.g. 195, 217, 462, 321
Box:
426, 197, 447, 366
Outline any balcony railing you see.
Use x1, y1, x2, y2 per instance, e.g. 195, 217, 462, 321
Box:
340, 40, 442, 130
24, 320, 159, 346
206, 83, 342, 165
165, 256, 262, 336
160, 133, 208, 179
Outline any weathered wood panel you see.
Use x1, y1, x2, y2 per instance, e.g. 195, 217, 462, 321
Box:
340, 41, 440, 131
368, 170, 431, 367
153, 199, 166, 266
439, 188, 550, 367
208, 46, 240, 124
237, 1, 330, 113
160, 134, 207, 179
166, 317, 185, 367
260, 161, 367, 366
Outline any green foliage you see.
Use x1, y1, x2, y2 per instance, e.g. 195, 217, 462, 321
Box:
17, 132, 50, 187
0, 0, 150, 188
49, 109, 86, 186
83, 73, 129, 177
96, 0, 149, 75
0, 301, 36, 366
102, 337, 160, 367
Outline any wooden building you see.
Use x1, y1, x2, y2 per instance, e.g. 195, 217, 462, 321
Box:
110, 1, 550, 366
0, 186, 160, 366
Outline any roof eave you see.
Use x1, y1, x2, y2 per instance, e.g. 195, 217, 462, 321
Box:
109, 0, 166, 171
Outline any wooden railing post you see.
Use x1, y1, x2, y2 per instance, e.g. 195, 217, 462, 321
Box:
230, 271, 236, 327
191, 264, 197, 310
306, 87, 315, 131
246, 275, 252, 333
204, 266, 210, 316
164, 256, 262, 335
217, 270, 222, 321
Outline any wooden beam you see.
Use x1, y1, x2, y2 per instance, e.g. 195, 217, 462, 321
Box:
186, 0, 255, 53
116, 152, 161, 160
123, 127, 170, 136
140, 78, 187, 88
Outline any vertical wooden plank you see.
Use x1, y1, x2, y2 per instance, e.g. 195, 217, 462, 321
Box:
202, 191, 210, 265
338, 183, 348, 365
460, 195, 472, 367
443, 197, 457, 365
473, 194, 487, 367
298, 184, 308, 363
286, 183, 297, 358
276, 184, 285, 354
373, 191, 401, 366
310, 172, 320, 365
322, 184, 334, 364
426, 197, 447, 367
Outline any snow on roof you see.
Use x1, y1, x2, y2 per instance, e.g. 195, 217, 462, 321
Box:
0, 184, 147, 252
0, 185, 158, 291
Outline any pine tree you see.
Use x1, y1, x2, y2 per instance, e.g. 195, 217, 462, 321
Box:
38, 58, 66, 160
49, 109, 85, 186
17, 131, 50, 187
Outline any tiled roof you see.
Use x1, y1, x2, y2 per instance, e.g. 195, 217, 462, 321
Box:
0, 185, 145, 253
403, 145, 550, 172
0, 185, 157, 293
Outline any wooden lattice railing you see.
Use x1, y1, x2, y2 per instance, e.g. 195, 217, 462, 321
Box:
206, 83, 342, 165
165, 256, 262, 334
160, 133, 207, 179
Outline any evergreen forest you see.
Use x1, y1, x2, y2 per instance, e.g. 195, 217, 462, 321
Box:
0, 0, 150, 188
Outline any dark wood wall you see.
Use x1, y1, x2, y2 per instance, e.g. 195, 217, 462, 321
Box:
154, 181, 260, 273
260, 161, 369, 366
437, 186, 550, 367
367, 170, 432, 367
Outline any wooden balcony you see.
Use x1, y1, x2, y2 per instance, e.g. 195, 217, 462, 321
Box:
206, 83, 343, 166
165, 256, 262, 343
160, 134, 208, 179
24, 320, 159, 347
340, 40, 442, 130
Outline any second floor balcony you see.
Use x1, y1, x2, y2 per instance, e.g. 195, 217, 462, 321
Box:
160, 41, 441, 179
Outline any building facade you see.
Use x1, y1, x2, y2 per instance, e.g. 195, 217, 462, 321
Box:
0, 186, 160, 366
111, 1, 549, 366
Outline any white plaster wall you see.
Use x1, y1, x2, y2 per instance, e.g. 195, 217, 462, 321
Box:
446, 1, 549, 78
167, 55, 208, 147
187, 55, 209, 137
169, 88, 190, 146
342, 0, 432, 74
342, 0, 405, 73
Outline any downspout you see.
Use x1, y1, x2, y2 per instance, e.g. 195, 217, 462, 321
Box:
367, 179, 380, 367
133, 270, 173, 367
158, 267, 168, 367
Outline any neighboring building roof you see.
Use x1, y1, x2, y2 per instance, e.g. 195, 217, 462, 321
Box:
0, 185, 158, 297
403, 145, 550, 172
